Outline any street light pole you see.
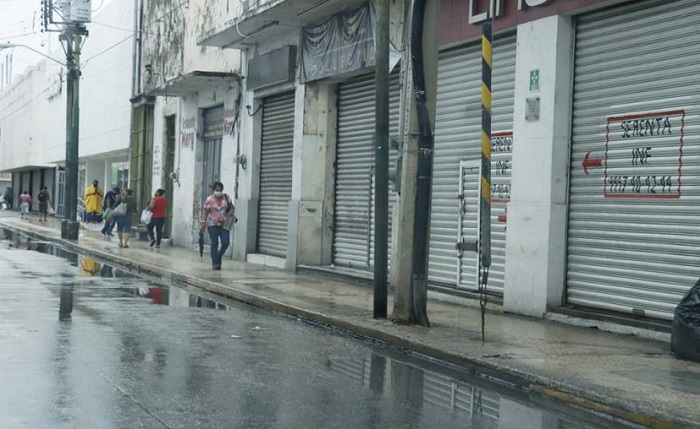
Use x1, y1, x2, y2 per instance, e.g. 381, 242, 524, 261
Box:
59, 26, 87, 240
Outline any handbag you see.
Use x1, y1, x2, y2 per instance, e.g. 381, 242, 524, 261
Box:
140, 209, 153, 225
103, 207, 112, 220
111, 202, 127, 217
222, 194, 237, 231
48, 206, 55, 215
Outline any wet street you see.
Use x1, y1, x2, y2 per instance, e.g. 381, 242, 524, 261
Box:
0, 230, 632, 429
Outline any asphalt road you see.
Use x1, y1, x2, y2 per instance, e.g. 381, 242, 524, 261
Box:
0, 230, 632, 428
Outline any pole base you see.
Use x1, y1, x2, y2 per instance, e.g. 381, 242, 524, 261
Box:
60, 220, 80, 240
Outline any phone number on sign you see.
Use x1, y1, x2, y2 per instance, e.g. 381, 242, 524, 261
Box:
606, 175, 675, 195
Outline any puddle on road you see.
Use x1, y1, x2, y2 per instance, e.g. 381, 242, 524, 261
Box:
0, 227, 642, 428
0, 228, 229, 310
615, 369, 700, 395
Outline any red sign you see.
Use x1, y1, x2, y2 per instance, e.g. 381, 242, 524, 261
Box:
603, 110, 685, 199
439, 0, 609, 45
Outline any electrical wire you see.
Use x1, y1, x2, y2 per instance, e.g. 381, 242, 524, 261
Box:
82, 0, 191, 66
0, 86, 51, 121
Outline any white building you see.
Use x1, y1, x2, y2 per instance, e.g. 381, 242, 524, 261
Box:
0, 0, 135, 215
186, 0, 700, 328
133, 0, 242, 246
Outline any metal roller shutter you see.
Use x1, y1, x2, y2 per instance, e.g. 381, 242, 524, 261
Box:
257, 91, 295, 257
333, 73, 400, 269
567, 0, 700, 320
429, 35, 516, 295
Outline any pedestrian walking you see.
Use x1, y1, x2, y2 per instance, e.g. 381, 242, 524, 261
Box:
84, 180, 104, 223
19, 191, 31, 220
37, 186, 51, 222
101, 186, 120, 237
200, 182, 236, 270
3, 187, 13, 209
112, 188, 137, 248
147, 189, 168, 248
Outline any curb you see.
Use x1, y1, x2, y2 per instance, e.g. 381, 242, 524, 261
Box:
3, 221, 696, 429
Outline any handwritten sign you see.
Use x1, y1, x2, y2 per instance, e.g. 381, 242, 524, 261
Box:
180, 117, 196, 149
604, 110, 684, 199
491, 131, 513, 203
152, 144, 162, 178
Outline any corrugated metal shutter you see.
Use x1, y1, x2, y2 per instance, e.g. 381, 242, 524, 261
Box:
567, 0, 700, 320
257, 91, 295, 257
333, 73, 400, 269
429, 35, 516, 295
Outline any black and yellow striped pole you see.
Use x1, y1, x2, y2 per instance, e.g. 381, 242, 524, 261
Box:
480, 23, 492, 269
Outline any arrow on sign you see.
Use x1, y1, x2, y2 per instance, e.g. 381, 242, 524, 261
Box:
582, 151, 603, 175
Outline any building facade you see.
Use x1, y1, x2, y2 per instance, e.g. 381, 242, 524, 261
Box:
0, 0, 135, 216
134, 0, 242, 247
189, 0, 700, 326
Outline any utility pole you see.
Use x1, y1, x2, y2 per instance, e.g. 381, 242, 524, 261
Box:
373, 0, 390, 319
390, 0, 439, 326
41, 0, 90, 239
60, 26, 87, 239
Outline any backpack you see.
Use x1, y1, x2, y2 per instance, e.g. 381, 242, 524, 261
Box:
37, 190, 49, 203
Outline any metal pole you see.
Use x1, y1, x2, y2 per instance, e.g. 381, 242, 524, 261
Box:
479, 22, 493, 341
373, 0, 390, 319
480, 23, 492, 268
60, 27, 84, 239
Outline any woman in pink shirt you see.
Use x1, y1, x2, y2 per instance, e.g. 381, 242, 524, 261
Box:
200, 181, 235, 270
19, 191, 31, 220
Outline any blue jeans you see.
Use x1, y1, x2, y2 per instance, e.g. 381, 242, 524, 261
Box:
101, 219, 116, 235
116, 216, 132, 233
207, 226, 230, 268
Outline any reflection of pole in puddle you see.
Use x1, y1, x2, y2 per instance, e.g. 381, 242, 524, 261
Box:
59, 283, 74, 321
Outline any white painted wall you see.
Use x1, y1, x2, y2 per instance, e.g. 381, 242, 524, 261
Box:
0, 0, 134, 171
0, 63, 49, 171
184, 0, 242, 75
503, 15, 574, 318
79, 0, 135, 159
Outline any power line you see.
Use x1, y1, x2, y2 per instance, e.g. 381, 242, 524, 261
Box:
82, 0, 192, 65
0, 86, 51, 122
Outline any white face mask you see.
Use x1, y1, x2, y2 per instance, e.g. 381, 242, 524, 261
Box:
214, 191, 223, 197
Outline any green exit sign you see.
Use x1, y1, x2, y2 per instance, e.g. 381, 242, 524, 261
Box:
529, 69, 540, 92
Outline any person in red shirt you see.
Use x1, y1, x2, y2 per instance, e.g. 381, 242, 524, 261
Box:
147, 189, 168, 248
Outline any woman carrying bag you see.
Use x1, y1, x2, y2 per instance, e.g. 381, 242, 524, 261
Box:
200, 182, 236, 270
110, 188, 137, 248
147, 189, 168, 248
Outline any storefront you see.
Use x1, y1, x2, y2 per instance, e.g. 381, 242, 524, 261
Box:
257, 91, 295, 258
429, 34, 516, 296
566, 0, 700, 321
332, 72, 401, 270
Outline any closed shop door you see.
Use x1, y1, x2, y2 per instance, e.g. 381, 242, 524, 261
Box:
201, 105, 224, 247
567, 0, 700, 320
201, 105, 224, 203
333, 72, 400, 269
257, 91, 295, 257
429, 35, 516, 295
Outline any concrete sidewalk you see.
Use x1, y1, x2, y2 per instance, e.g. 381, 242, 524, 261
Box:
2, 211, 699, 428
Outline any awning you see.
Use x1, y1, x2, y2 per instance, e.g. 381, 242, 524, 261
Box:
144, 71, 241, 97
2, 165, 55, 173
198, 0, 366, 49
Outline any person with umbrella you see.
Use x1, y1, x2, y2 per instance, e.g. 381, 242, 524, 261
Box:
199, 181, 235, 270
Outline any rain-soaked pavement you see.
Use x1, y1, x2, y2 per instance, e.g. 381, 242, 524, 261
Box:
0, 229, 634, 428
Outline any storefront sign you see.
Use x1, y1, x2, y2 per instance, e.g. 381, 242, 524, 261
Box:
469, 0, 553, 24
153, 144, 162, 178
224, 108, 237, 137
180, 117, 196, 149
602, 110, 685, 199
441, 0, 606, 44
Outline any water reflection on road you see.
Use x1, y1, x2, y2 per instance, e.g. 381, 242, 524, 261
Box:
0, 229, 631, 428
